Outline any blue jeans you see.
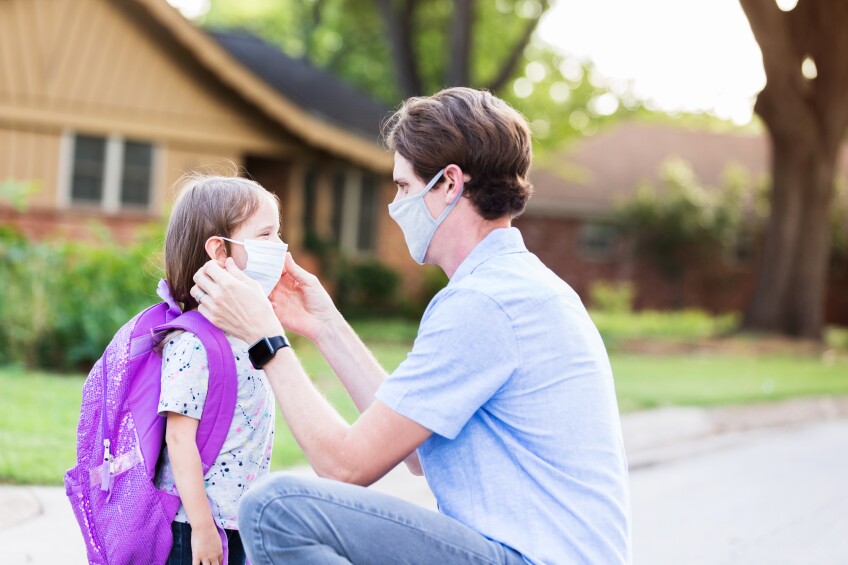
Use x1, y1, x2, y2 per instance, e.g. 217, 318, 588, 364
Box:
167, 520, 246, 565
237, 473, 527, 564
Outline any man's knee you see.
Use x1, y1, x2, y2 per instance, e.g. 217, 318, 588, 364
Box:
238, 473, 334, 533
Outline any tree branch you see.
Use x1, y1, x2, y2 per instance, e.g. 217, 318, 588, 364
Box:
485, 0, 550, 94
739, 0, 814, 140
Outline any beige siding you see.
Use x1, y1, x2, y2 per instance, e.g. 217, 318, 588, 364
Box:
159, 147, 244, 210
0, 0, 291, 153
0, 126, 61, 208
0, 123, 247, 215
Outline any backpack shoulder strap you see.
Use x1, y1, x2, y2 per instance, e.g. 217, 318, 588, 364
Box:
155, 311, 238, 471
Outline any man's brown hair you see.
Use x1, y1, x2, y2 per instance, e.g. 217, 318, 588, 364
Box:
383, 87, 533, 220
164, 174, 280, 312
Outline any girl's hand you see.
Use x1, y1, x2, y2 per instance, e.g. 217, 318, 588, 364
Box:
192, 258, 284, 344
190, 522, 223, 565
269, 253, 342, 343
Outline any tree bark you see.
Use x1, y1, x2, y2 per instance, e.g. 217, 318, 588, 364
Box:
447, 0, 474, 87
374, 0, 422, 98
739, 0, 848, 339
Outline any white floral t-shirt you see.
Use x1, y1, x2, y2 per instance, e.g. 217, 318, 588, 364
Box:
154, 330, 276, 529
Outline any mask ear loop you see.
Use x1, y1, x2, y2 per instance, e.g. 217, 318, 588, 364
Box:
217, 235, 245, 258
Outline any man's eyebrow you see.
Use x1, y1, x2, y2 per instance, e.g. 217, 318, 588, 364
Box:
393, 177, 408, 185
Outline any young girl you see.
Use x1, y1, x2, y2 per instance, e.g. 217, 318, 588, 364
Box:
155, 174, 286, 565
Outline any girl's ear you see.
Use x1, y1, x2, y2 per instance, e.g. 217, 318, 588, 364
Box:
204, 236, 228, 261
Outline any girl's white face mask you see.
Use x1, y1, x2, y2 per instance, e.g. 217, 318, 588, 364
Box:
219, 237, 288, 296
388, 168, 463, 264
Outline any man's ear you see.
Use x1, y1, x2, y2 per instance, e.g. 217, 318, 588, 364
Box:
205, 236, 228, 261
443, 164, 466, 204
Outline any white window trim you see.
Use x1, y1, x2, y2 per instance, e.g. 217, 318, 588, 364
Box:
57, 131, 157, 213
56, 130, 75, 209
103, 135, 124, 213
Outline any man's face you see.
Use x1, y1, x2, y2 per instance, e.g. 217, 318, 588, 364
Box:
391, 152, 444, 219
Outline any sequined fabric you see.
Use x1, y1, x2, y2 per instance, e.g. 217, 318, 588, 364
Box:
64, 309, 177, 564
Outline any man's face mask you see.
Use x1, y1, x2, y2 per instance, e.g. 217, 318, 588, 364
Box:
387, 168, 463, 264
219, 237, 288, 296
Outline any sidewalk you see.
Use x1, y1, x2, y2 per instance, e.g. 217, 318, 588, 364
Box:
2, 396, 847, 564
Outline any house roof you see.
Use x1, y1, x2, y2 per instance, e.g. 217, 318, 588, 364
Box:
527, 122, 848, 218
209, 30, 391, 145
527, 122, 767, 217
132, 0, 392, 172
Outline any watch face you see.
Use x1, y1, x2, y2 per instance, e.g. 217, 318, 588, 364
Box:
249, 336, 289, 369
249, 338, 274, 369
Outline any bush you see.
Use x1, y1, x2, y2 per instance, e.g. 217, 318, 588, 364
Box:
588, 281, 634, 314
0, 225, 164, 371
590, 308, 738, 351
334, 258, 402, 319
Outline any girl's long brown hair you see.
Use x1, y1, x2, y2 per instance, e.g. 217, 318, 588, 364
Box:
164, 173, 280, 312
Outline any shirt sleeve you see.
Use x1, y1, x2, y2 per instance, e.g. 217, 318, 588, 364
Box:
158, 331, 209, 420
376, 288, 519, 439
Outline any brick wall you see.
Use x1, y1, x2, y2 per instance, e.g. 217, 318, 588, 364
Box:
1, 206, 160, 245
517, 214, 848, 325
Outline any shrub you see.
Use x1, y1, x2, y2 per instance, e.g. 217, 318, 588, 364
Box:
334, 258, 402, 319
0, 225, 164, 371
588, 281, 634, 314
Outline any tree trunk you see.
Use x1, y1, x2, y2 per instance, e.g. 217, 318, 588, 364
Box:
447, 0, 474, 87
743, 127, 836, 338
374, 0, 422, 98
739, 0, 848, 339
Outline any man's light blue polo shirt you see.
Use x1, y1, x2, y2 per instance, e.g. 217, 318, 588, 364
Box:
376, 227, 631, 564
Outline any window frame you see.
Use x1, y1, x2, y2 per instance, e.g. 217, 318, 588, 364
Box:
578, 222, 618, 262
57, 131, 159, 213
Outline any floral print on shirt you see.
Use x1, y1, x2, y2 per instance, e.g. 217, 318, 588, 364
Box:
154, 330, 275, 529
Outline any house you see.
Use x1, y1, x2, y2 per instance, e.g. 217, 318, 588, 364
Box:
518, 121, 848, 324
0, 0, 425, 289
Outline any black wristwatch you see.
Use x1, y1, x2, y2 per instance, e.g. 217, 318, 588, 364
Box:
248, 335, 290, 369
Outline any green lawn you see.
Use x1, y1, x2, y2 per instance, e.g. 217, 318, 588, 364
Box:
1, 330, 846, 485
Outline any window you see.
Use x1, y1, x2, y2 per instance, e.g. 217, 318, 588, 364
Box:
120, 141, 153, 207
65, 133, 155, 212
329, 168, 380, 254
70, 135, 106, 204
579, 223, 617, 261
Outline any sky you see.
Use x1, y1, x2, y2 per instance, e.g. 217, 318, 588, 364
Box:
537, 0, 766, 125
167, 0, 766, 125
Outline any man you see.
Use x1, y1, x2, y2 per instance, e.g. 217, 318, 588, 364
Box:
192, 87, 631, 564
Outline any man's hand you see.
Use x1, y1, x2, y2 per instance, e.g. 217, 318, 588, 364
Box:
269, 253, 342, 343
192, 258, 283, 344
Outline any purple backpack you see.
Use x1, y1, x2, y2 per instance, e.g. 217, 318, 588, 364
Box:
65, 280, 239, 564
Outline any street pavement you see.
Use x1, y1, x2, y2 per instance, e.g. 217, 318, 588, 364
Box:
2, 397, 847, 564
631, 420, 848, 564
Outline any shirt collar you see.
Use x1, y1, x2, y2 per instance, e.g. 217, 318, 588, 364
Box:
449, 227, 527, 284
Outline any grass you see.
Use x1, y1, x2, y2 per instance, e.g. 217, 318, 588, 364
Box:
612, 354, 848, 412
0, 339, 412, 486
2, 315, 847, 486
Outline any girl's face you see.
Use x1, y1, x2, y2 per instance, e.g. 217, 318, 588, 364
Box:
227, 194, 282, 270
